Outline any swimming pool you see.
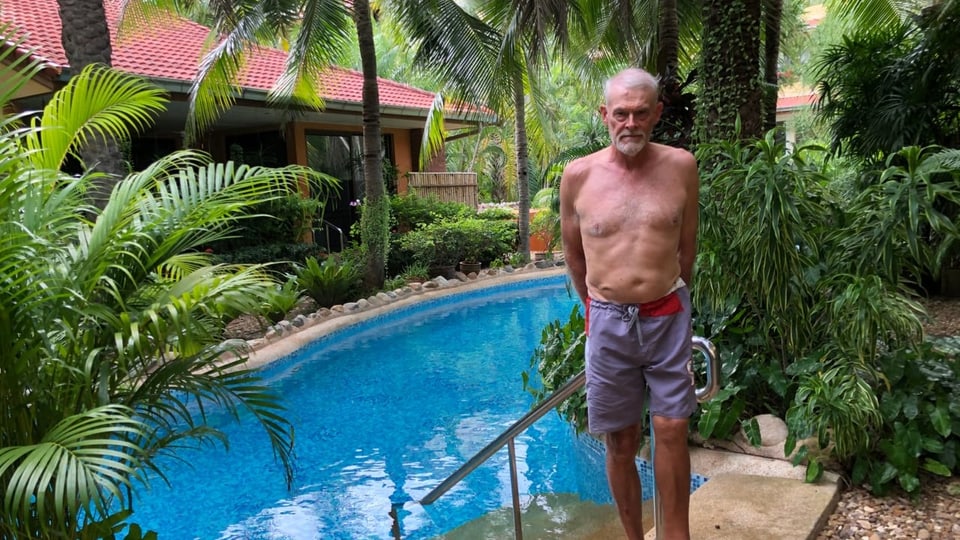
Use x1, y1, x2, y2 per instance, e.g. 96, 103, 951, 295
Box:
129, 275, 703, 539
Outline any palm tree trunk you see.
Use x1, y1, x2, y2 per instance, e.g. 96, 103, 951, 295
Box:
657, 0, 679, 82
654, 0, 695, 148
354, 0, 388, 290
513, 73, 530, 262
762, 0, 784, 133
697, 0, 764, 142
57, 0, 127, 207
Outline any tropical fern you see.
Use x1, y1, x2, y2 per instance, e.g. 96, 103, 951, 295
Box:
0, 50, 335, 538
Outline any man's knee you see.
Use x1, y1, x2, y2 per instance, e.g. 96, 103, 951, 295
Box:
651, 416, 689, 446
605, 426, 641, 460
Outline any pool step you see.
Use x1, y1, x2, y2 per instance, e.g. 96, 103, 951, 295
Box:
433, 472, 839, 539
643, 473, 840, 540
433, 492, 649, 539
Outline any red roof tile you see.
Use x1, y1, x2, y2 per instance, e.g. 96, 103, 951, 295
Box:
777, 92, 817, 111
2, 0, 447, 112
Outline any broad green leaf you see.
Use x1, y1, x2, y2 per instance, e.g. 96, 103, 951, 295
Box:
921, 458, 951, 477
805, 459, 823, 483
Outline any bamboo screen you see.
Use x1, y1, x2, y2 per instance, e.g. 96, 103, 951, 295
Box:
407, 172, 479, 209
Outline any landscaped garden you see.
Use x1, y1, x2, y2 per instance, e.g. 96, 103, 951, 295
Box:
3, 0, 960, 538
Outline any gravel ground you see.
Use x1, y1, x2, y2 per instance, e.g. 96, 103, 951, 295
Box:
816, 475, 960, 539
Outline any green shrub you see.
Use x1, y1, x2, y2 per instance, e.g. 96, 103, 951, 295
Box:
212, 243, 324, 276
841, 339, 960, 495
508, 251, 526, 267
261, 276, 304, 323
478, 207, 516, 221
387, 232, 414, 277
397, 218, 517, 268
398, 222, 465, 268
383, 275, 407, 290
400, 261, 431, 282
458, 218, 517, 264
390, 192, 472, 232
294, 256, 361, 307
523, 301, 588, 434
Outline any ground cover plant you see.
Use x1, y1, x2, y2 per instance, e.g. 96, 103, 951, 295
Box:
0, 56, 325, 537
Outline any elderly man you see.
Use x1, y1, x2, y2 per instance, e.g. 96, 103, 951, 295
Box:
559, 67, 699, 540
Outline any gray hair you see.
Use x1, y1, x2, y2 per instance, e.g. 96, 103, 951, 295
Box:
603, 68, 660, 104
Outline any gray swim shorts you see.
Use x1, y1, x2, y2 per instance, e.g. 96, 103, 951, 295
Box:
584, 286, 696, 434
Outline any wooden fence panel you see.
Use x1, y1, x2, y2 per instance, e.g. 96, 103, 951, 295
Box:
407, 172, 479, 209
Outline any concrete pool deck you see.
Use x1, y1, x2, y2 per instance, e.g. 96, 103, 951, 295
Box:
236, 264, 839, 538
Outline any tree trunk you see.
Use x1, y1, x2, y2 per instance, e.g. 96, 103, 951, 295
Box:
57, 0, 126, 207
762, 0, 784, 133
354, 0, 388, 290
657, 0, 679, 83
514, 73, 530, 262
697, 0, 764, 142
654, 0, 695, 149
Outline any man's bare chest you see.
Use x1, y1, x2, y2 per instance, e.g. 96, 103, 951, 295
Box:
576, 179, 684, 238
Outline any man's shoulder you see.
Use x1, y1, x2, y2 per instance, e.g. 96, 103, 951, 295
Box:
651, 142, 696, 164
563, 149, 607, 178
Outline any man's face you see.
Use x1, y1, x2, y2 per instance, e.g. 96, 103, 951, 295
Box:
600, 86, 662, 156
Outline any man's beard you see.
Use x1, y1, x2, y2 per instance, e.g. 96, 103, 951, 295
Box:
615, 133, 647, 156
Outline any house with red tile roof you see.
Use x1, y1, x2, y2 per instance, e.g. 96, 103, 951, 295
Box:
2, 0, 490, 248
774, 3, 824, 147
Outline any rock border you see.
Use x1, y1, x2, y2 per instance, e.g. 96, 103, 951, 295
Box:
237, 261, 567, 370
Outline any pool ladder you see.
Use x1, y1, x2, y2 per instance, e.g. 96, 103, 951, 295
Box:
416, 336, 720, 540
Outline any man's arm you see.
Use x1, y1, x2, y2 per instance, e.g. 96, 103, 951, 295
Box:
677, 151, 699, 286
560, 160, 588, 304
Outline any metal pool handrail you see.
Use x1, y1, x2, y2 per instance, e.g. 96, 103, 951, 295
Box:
419, 369, 587, 506
419, 336, 720, 540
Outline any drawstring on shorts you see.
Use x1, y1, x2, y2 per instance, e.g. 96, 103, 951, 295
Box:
622, 304, 643, 345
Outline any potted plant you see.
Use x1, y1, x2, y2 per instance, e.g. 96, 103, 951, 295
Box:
458, 219, 487, 274
398, 222, 463, 278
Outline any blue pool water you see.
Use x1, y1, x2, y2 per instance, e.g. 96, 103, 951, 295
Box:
130, 275, 704, 539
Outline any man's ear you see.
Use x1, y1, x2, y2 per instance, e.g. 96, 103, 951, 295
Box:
599, 104, 608, 121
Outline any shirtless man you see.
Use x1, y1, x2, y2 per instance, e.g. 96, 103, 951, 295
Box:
559, 67, 699, 540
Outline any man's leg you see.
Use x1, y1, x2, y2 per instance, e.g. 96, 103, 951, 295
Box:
651, 415, 691, 540
605, 424, 645, 540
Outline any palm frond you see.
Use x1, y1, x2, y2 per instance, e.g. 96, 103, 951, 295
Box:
23, 65, 166, 173
392, 0, 507, 110
0, 25, 48, 105
0, 405, 148, 532
419, 92, 447, 169
187, 25, 255, 143
269, 0, 353, 109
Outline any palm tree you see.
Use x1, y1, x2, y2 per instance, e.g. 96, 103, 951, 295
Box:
814, 1, 960, 158
394, 0, 588, 263
353, 0, 390, 289
128, 0, 394, 288
56, 0, 127, 204
0, 56, 334, 537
